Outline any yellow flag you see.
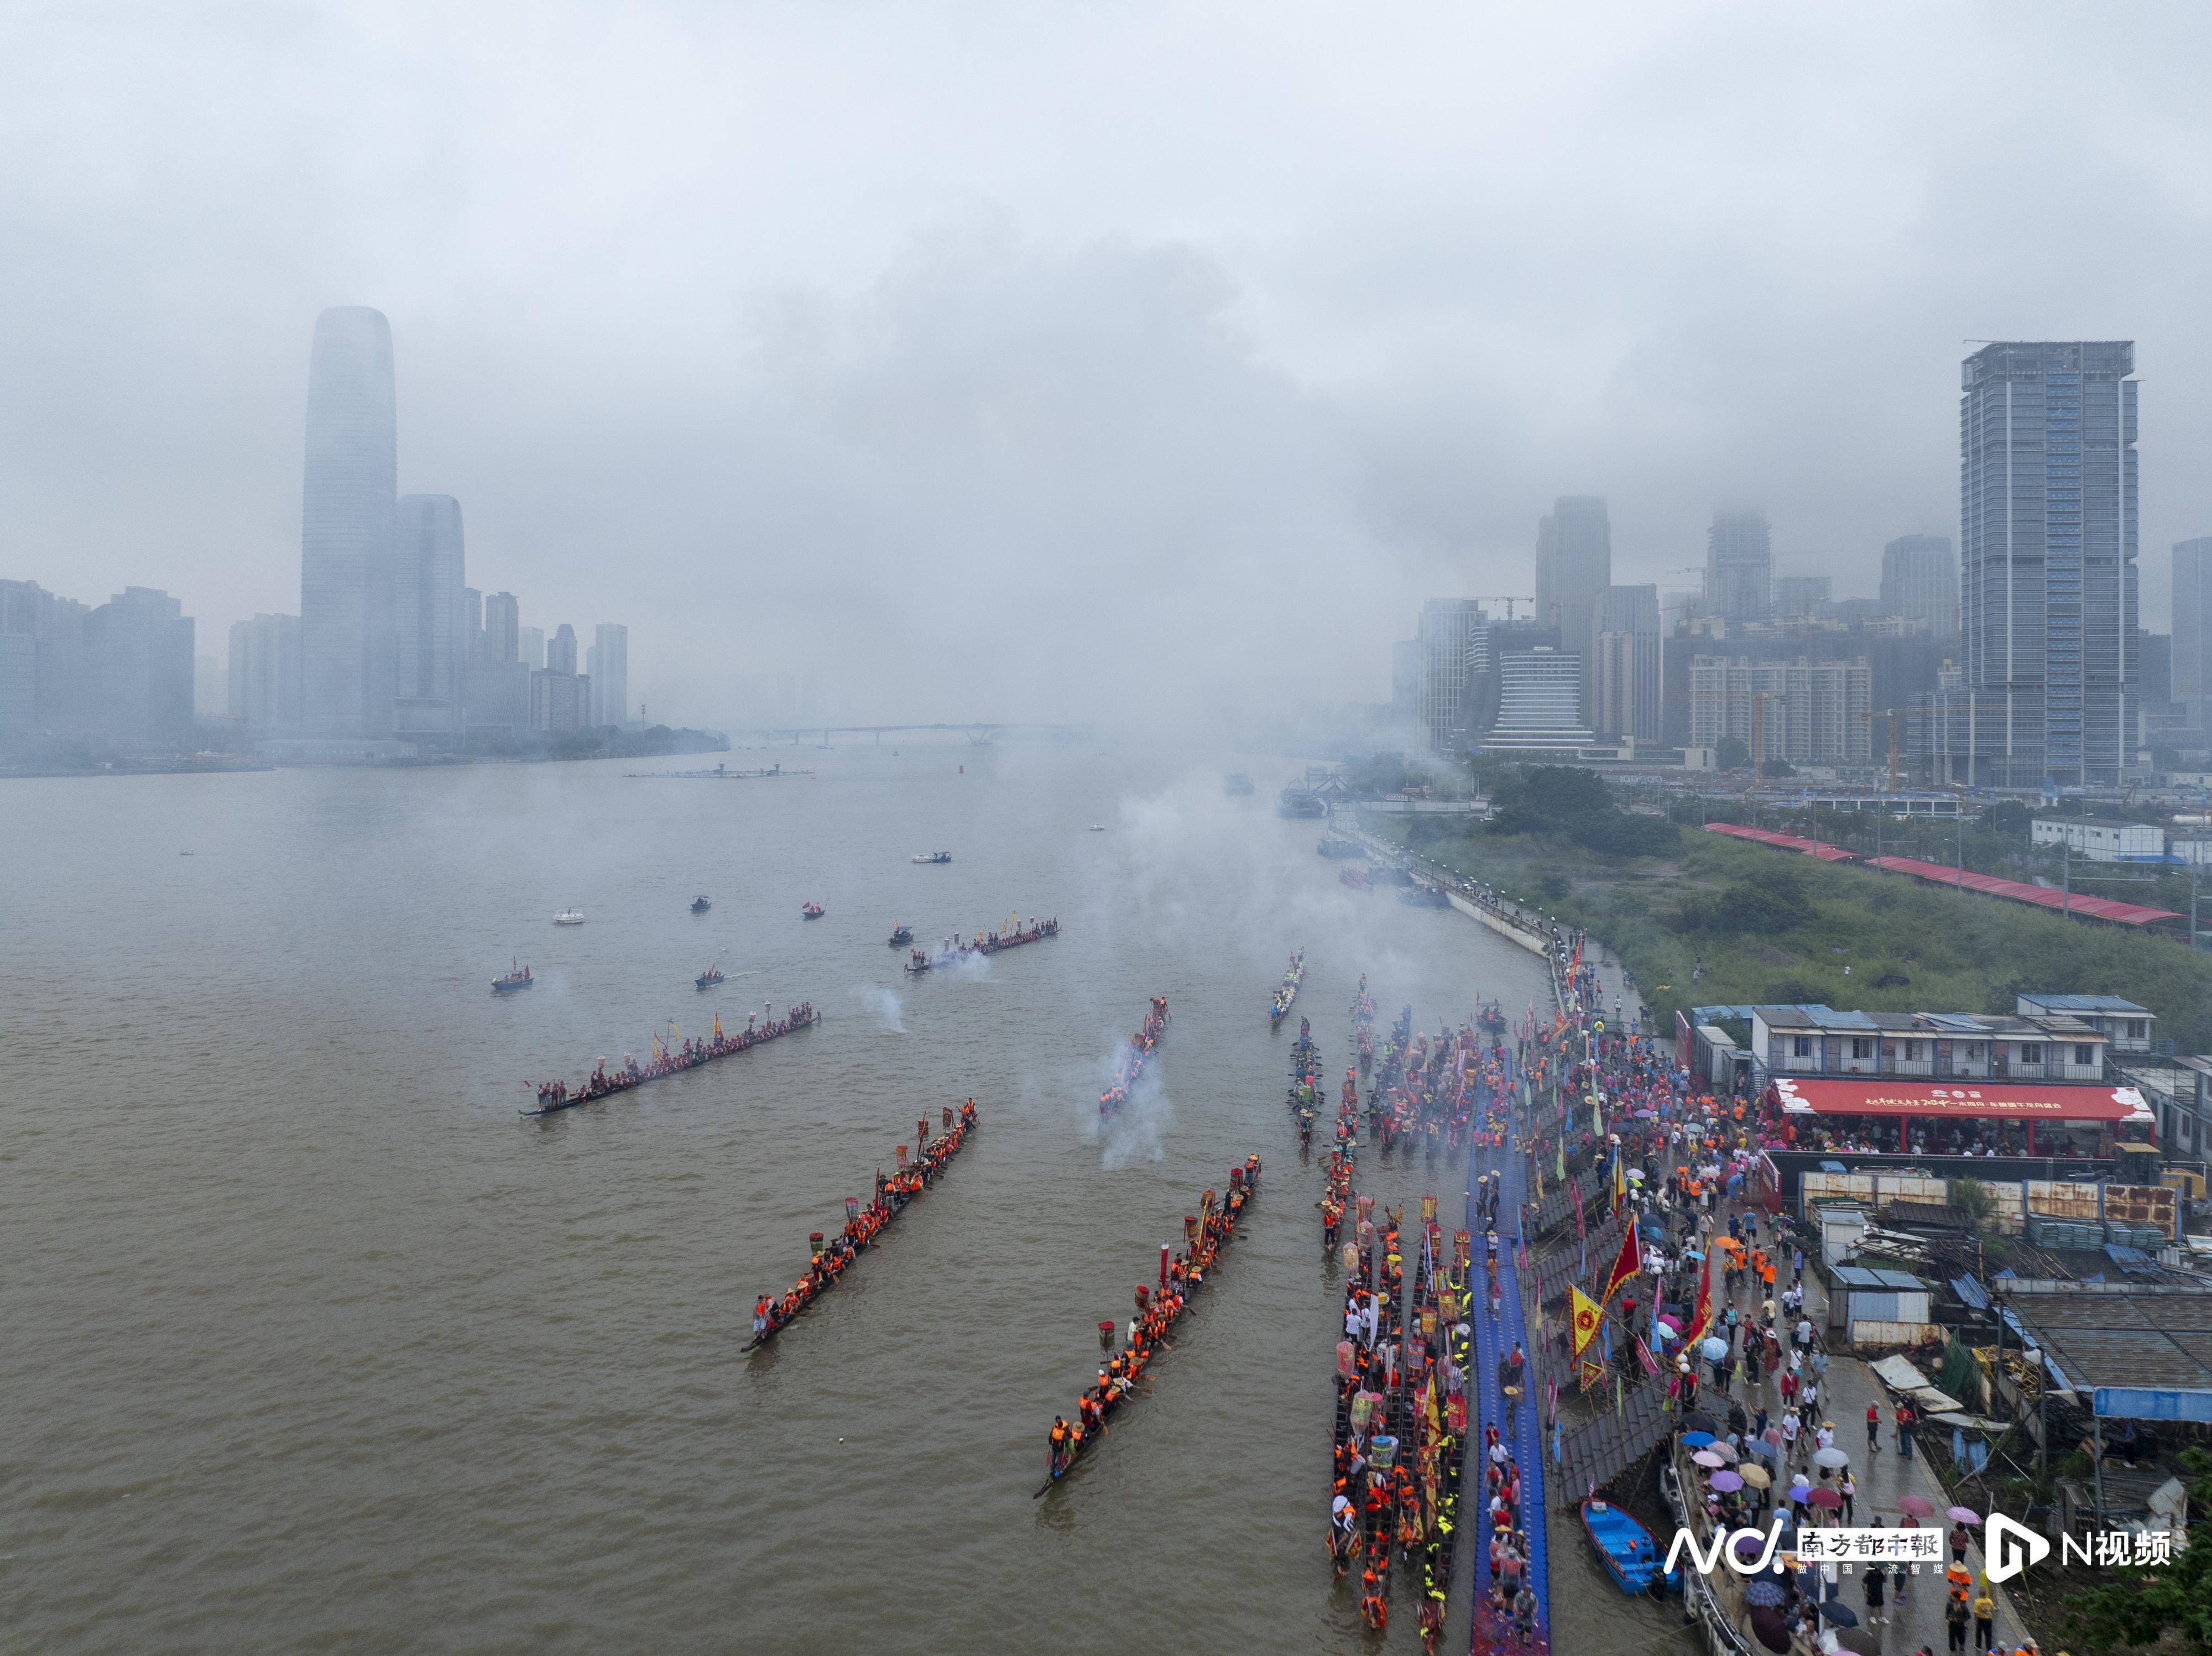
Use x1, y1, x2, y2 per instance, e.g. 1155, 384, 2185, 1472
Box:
1569, 1284, 1603, 1361
1423, 1375, 1441, 1433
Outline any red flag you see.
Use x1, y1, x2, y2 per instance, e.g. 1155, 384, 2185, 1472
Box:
1598, 1221, 1642, 1308
1634, 1334, 1659, 1376
1685, 1248, 1715, 1347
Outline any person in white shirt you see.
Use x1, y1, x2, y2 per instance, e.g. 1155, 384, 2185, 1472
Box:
1814, 1422, 1835, 1453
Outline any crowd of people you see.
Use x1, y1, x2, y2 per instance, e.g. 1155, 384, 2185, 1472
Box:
903, 916, 1060, 974
1098, 995, 1171, 1117
749, 1098, 977, 1343
1043, 1158, 1258, 1483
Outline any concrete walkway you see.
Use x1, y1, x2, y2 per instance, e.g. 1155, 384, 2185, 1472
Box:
1708, 1211, 2027, 1654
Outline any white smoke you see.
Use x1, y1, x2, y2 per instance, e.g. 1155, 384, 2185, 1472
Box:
852, 983, 906, 1033
1094, 1031, 1172, 1169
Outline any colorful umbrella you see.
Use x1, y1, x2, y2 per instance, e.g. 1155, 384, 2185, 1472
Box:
1897, 1495, 1935, 1518
1807, 1487, 1843, 1509
1743, 1579, 1786, 1607
1656, 1314, 1682, 1332
1710, 1470, 1745, 1492
1814, 1446, 1850, 1469
1948, 1507, 1982, 1525
1694, 1450, 1726, 1468
1682, 1431, 1715, 1448
1709, 1441, 1741, 1462
1737, 1464, 1771, 1488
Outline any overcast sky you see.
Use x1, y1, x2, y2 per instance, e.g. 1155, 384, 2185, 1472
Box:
5, 2, 2210, 728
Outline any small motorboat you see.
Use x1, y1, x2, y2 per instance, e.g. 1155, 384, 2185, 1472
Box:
696, 959, 725, 990
492, 959, 534, 994
1087, 824, 1106, 832
690, 895, 712, 913
1339, 866, 1371, 890
1478, 1000, 1509, 1037
1582, 1498, 1678, 1595
888, 924, 914, 948
911, 851, 953, 865
553, 908, 585, 926
801, 902, 826, 920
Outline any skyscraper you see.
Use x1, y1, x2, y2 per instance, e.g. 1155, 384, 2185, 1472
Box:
2177, 537, 2212, 723
392, 494, 465, 738
546, 623, 577, 676
484, 592, 520, 664
592, 624, 628, 727
1705, 511, 1773, 623
1482, 648, 1595, 752
227, 613, 302, 732
1880, 534, 1959, 637
299, 307, 398, 738
1535, 497, 1611, 719
1415, 599, 1484, 750
463, 587, 485, 665
1592, 583, 1660, 743
1953, 341, 2138, 786
86, 587, 195, 746
519, 626, 545, 671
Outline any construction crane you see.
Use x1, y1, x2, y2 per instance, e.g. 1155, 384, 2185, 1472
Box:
1471, 595, 1535, 621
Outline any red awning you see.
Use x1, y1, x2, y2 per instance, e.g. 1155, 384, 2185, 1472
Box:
1705, 822, 1855, 861
1770, 1075, 2153, 1125
1864, 856, 2183, 926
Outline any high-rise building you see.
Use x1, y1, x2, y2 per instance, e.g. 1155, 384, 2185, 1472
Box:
300, 306, 398, 738
1415, 599, 1484, 751
227, 613, 302, 732
1774, 576, 1832, 620
546, 623, 577, 676
484, 592, 520, 665
1880, 535, 1958, 638
463, 587, 486, 665
1535, 497, 1611, 719
1947, 341, 2139, 786
393, 494, 466, 738
592, 624, 628, 728
1689, 655, 1871, 764
2178, 537, 2212, 724
0, 634, 33, 739
1705, 510, 1773, 623
519, 626, 545, 671
1592, 583, 1660, 743
1482, 648, 1594, 752
86, 587, 195, 746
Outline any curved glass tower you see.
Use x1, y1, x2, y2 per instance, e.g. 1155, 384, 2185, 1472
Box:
300, 306, 397, 736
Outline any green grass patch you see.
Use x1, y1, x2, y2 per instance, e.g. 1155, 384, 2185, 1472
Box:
1369, 811, 2212, 1049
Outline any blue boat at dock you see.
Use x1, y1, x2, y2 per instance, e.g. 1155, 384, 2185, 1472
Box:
1580, 1498, 1677, 1595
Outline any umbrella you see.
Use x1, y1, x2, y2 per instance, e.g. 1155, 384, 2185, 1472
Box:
1708, 1441, 1740, 1462
1683, 1411, 1720, 1434
1635, 1110, 1655, 1119
1897, 1494, 1935, 1518
1807, 1487, 1844, 1509
1682, 1431, 1715, 1448
1747, 1605, 1794, 1655
1701, 1336, 1729, 1361
1733, 1533, 1768, 1563
1747, 1436, 1782, 1462
1738, 1464, 1771, 1488
1818, 1600, 1859, 1627
1837, 1631, 1883, 1656
1656, 1314, 1682, 1332
1743, 1579, 1786, 1607
1652, 1322, 1677, 1343
1710, 1470, 1744, 1492
1948, 1507, 1983, 1525
1814, 1446, 1850, 1469
1683, 1247, 1705, 1261
1693, 1450, 1726, 1469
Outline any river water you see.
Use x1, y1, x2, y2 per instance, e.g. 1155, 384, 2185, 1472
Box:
2, 744, 1686, 1654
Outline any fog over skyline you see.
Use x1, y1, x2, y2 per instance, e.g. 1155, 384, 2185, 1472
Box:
6, 2, 2211, 728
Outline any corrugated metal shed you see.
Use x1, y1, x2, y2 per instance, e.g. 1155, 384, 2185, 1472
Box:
2007, 1291, 2212, 1420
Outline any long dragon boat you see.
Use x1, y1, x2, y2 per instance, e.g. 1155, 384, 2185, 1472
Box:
904, 916, 1060, 974
521, 1001, 817, 1115
1269, 949, 1306, 1025
1098, 995, 1170, 1117
1036, 1158, 1259, 1495
745, 1099, 979, 1349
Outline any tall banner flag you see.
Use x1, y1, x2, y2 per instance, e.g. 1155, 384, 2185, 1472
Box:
1611, 1146, 1627, 1215
1685, 1248, 1716, 1347
1555, 1141, 1567, 1184
1634, 1334, 1659, 1376
1568, 1286, 1602, 1363
1598, 1221, 1642, 1308
1571, 1177, 1585, 1241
